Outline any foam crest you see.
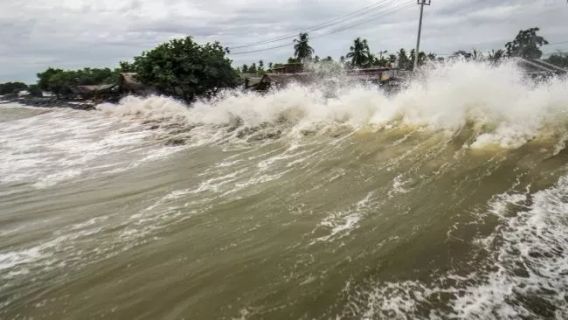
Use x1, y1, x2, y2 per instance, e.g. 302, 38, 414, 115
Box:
97, 61, 568, 149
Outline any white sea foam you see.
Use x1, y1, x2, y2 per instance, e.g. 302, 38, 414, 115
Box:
350, 176, 568, 319
97, 61, 568, 149
0, 105, 186, 188
312, 192, 374, 243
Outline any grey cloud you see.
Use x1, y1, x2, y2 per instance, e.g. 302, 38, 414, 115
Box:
0, 0, 567, 83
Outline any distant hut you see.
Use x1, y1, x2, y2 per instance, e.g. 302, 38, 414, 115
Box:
270, 63, 304, 74
73, 84, 118, 101
119, 73, 153, 95
256, 73, 314, 91
244, 76, 263, 91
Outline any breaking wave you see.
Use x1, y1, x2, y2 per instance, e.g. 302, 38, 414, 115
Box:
2, 60, 568, 319
97, 61, 568, 149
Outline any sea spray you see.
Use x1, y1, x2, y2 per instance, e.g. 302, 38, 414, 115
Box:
98, 61, 568, 149
2, 61, 568, 319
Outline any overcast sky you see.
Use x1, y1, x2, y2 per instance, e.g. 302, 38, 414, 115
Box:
1, 0, 567, 83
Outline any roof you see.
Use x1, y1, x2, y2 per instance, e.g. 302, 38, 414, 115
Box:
119, 73, 146, 91
261, 73, 314, 86
75, 84, 117, 94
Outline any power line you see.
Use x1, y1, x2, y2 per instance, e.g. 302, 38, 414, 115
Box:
228, 0, 398, 50
229, 1, 414, 55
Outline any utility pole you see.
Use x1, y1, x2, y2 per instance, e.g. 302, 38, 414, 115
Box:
414, 0, 431, 71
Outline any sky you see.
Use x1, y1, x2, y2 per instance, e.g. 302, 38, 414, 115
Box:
0, 0, 567, 83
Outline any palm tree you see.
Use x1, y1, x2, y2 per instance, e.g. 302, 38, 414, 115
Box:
293, 33, 314, 62
488, 49, 505, 63
397, 48, 411, 70
346, 38, 372, 68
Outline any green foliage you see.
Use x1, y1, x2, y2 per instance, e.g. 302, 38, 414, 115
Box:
505, 27, 548, 59
36, 67, 119, 97
294, 33, 314, 62
248, 63, 257, 74
131, 37, 238, 101
0, 82, 28, 95
257, 60, 265, 75
119, 61, 136, 72
488, 49, 505, 63
546, 52, 568, 68
28, 84, 43, 97
346, 38, 372, 68
397, 49, 411, 70
287, 57, 300, 64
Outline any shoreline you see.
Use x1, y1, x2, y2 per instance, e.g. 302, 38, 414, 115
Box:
0, 96, 95, 110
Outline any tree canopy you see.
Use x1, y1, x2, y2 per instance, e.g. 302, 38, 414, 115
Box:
36, 67, 119, 97
0, 82, 28, 95
546, 52, 568, 68
346, 38, 372, 68
294, 33, 314, 62
505, 27, 548, 59
130, 37, 238, 102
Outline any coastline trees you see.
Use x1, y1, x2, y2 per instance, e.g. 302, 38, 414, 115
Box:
36, 67, 118, 98
293, 33, 314, 62
130, 37, 238, 102
397, 49, 411, 70
546, 52, 568, 67
346, 37, 372, 68
0, 82, 28, 95
505, 27, 548, 59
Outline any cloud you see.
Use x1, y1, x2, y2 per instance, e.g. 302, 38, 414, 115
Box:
0, 0, 566, 82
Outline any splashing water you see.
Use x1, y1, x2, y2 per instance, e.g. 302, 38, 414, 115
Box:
1, 61, 568, 319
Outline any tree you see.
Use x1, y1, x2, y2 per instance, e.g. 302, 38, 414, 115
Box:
248, 63, 257, 74
409, 49, 427, 67
287, 57, 299, 64
0, 82, 28, 95
294, 33, 314, 62
242, 64, 249, 73
346, 37, 372, 68
372, 50, 389, 67
452, 49, 484, 61
36, 67, 119, 98
28, 84, 43, 97
488, 49, 505, 63
505, 27, 548, 59
546, 52, 568, 68
131, 37, 238, 101
397, 49, 411, 70
452, 50, 473, 60
258, 60, 265, 74
119, 61, 136, 72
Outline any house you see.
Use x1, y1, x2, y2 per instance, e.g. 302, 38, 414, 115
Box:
119, 72, 152, 95
270, 63, 304, 74
73, 84, 118, 101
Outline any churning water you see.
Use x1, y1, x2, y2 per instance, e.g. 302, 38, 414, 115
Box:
1, 61, 568, 319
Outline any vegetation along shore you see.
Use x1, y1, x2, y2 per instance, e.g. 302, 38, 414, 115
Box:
1, 27, 567, 109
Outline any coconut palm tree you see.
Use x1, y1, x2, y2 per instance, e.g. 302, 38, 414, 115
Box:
293, 33, 314, 62
346, 38, 372, 68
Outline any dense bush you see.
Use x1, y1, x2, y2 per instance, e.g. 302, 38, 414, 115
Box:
129, 37, 239, 102
0, 82, 28, 95
36, 67, 119, 97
